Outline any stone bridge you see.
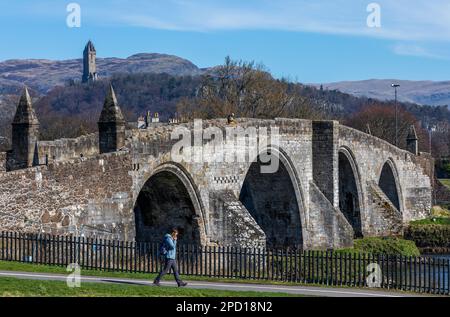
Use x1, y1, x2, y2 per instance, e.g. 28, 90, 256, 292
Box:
0, 87, 434, 250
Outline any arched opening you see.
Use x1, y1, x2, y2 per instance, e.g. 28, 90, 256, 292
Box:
338, 151, 363, 238
134, 171, 201, 244
379, 161, 401, 211
239, 153, 303, 248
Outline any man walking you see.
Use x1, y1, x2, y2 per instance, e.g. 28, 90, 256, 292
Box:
153, 228, 188, 287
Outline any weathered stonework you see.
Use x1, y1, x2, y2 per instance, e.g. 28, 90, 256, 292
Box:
98, 85, 126, 154
0, 152, 6, 172
209, 190, 266, 248
312, 121, 339, 208
37, 133, 99, 165
367, 182, 403, 236
0, 151, 133, 240
82, 40, 98, 83
338, 125, 433, 233
8, 88, 40, 171
0, 117, 434, 250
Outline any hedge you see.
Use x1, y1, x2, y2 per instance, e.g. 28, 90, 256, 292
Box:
405, 225, 450, 249
338, 237, 420, 257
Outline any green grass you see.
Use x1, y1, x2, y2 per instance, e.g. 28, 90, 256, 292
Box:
406, 204, 450, 249
410, 204, 450, 226
0, 260, 328, 289
0, 276, 302, 297
338, 237, 420, 257
410, 217, 450, 226
0, 260, 315, 288
0, 261, 428, 297
439, 179, 450, 189
0, 260, 160, 280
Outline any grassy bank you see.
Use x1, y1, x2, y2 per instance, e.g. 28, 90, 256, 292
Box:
338, 237, 420, 257
0, 276, 301, 297
410, 218, 450, 225
405, 225, 450, 251
405, 207, 450, 253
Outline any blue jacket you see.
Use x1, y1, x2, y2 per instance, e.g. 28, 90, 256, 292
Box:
163, 234, 177, 259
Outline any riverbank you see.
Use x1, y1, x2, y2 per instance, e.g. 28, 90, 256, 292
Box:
421, 247, 450, 255
405, 220, 450, 255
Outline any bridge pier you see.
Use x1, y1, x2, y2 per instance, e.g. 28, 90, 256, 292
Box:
312, 121, 339, 208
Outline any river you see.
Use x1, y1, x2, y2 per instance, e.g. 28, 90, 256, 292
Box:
422, 254, 450, 293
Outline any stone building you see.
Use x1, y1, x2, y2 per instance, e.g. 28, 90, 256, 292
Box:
82, 40, 98, 83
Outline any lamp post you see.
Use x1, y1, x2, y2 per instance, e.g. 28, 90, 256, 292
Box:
391, 84, 400, 146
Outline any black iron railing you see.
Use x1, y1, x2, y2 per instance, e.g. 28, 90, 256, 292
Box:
0, 231, 448, 295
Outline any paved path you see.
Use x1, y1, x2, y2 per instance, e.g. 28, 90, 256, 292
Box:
0, 270, 427, 297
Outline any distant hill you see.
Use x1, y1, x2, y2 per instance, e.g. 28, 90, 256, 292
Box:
0, 53, 204, 95
313, 79, 450, 106
3, 52, 449, 107
2, 53, 450, 151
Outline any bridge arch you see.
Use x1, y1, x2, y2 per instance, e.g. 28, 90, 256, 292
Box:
338, 147, 364, 238
378, 159, 402, 213
239, 146, 306, 248
133, 163, 207, 244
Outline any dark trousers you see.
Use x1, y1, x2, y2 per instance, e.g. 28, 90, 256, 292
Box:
155, 258, 182, 284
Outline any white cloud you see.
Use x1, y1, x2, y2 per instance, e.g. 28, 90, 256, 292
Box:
89, 0, 450, 42
392, 44, 449, 60
8, 0, 450, 42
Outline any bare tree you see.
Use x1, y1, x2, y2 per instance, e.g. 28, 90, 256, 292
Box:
345, 103, 429, 152
177, 56, 321, 120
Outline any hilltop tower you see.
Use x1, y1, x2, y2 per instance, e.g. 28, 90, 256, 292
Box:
82, 40, 98, 83
9, 87, 40, 170
98, 84, 126, 154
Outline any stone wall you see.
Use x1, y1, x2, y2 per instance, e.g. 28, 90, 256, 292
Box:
367, 182, 403, 236
209, 190, 266, 248
36, 133, 99, 165
0, 151, 133, 240
0, 152, 6, 172
308, 182, 354, 249
434, 179, 450, 205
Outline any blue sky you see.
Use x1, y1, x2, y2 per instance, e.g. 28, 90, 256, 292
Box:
1, 0, 450, 83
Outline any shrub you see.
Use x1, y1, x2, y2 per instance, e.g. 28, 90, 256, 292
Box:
404, 225, 450, 248
338, 237, 420, 257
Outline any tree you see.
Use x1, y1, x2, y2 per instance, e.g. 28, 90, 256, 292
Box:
345, 103, 430, 153
177, 57, 322, 120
